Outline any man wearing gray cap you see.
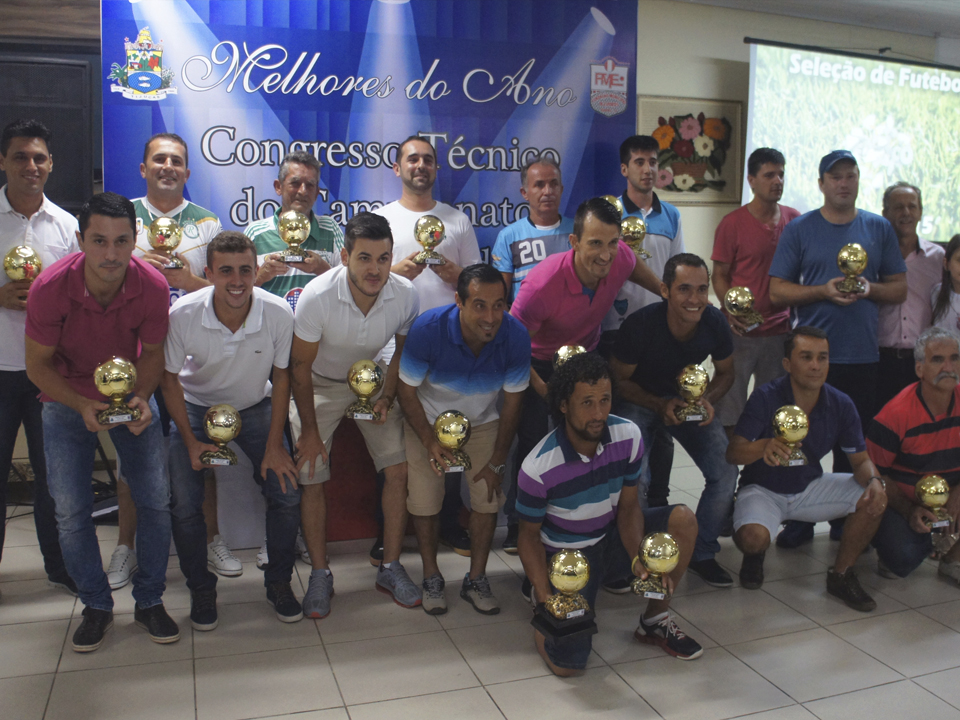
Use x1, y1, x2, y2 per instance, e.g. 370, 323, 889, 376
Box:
768, 150, 907, 548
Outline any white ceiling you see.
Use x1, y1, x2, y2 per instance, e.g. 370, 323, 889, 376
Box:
673, 0, 960, 40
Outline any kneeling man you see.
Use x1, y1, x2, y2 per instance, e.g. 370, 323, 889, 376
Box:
162, 232, 302, 628
517, 353, 702, 676
727, 326, 886, 611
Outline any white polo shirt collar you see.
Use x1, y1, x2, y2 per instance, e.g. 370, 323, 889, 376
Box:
199, 289, 265, 345
335, 265, 395, 315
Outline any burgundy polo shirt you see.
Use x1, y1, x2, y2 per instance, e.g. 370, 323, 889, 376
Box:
25, 252, 169, 401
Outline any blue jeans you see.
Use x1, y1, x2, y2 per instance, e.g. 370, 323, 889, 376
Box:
872, 507, 933, 578
615, 402, 737, 562
168, 397, 301, 590
43, 399, 170, 611
0, 371, 66, 577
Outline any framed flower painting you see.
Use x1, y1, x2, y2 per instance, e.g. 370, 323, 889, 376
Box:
637, 96, 743, 204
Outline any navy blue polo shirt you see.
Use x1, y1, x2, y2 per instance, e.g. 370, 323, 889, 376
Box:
399, 303, 531, 425
735, 375, 865, 495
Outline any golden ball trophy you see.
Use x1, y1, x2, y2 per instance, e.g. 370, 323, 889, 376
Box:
837, 243, 867, 294
916, 475, 953, 530
4, 245, 42, 281
199, 404, 241, 466
531, 549, 598, 644
600, 194, 624, 219
676, 364, 709, 422
413, 215, 446, 265
724, 286, 764, 332
94, 357, 142, 425
632, 532, 680, 600
772, 405, 809, 467
147, 217, 184, 269
621, 215, 651, 260
434, 410, 471, 472
345, 359, 384, 421
553, 344, 586, 369
277, 210, 310, 264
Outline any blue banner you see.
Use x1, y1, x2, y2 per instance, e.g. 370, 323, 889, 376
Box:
101, 0, 637, 253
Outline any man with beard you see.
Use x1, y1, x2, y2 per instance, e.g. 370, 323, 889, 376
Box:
712, 148, 799, 436
517, 353, 701, 675
868, 327, 960, 583
289, 213, 421, 618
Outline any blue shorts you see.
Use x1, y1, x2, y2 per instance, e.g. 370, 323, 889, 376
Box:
542, 504, 675, 671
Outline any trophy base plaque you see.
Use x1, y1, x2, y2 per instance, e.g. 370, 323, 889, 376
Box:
631, 576, 668, 600
443, 449, 471, 472
837, 277, 866, 294
281, 251, 305, 264
634, 248, 652, 260
677, 404, 706, 423
778, 448, 808, 468
345, 400, 378, 422
97, 405, 142, 425
414, 251, 445, 266
531, 605, 598, 645
445, 465, 465, 473
200, 446, 239, 466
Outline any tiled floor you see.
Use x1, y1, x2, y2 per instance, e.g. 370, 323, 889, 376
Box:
4, 448, 960, 720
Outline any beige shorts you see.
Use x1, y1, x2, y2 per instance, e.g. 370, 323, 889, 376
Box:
289, 371, 406, 485
405, 419, 505, 516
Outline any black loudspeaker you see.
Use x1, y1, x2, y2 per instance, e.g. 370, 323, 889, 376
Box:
0, 55, 92, 214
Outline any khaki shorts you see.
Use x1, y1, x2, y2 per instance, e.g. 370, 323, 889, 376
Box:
405, 419, 505, 516
289, 371, 406, 485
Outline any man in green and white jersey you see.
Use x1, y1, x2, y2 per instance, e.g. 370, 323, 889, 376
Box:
133, 133, 220, 308
246, 151, 343, 314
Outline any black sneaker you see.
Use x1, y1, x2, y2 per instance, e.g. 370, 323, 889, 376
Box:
687, 558, 733, 587
602, 577, 633, 594
827, 567, 876, 612
439, 526, 471, 557
190, 588, 219, 631
636, 614, 703, 660
520, 576, 535, 605
48, 571, 78, 597
739, 552, 765, 590
134, 603, 181, 644
776, 521, 814, 549
502, 524, 519, 555
72, 607, 113, 653
368, 536, 384, 567
829, 518, 845, 541
266, 581, 303, 623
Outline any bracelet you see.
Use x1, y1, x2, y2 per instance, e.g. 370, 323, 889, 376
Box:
869, 476, 886, 491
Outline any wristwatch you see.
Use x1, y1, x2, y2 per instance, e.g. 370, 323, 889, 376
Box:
488, 462, 506, 476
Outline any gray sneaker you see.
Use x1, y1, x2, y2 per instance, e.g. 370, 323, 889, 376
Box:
422, 573, 447, 615
375, 562, 422, 608
460, 573, 500, 615
303, 569, 334, 619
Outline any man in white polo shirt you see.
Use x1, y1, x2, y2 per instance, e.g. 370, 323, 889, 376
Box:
290, 212, 420, 618
0, 118, 78, 594
161, 232, 302, 629
376, 135, 482, 557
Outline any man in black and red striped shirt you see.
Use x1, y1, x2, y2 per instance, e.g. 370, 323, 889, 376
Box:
867, 326, 960, 582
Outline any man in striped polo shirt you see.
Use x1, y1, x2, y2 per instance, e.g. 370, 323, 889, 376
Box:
867, 326, 960, 583
246, 151, 343, 314
516, 353, 701, 675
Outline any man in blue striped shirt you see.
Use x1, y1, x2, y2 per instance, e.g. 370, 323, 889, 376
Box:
516, 354, 702, 674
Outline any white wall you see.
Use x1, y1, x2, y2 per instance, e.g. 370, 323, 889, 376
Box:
634, 0, 937, 262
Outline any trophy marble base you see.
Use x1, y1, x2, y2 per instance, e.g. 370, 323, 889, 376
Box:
200, 447, 238, 466
531, 605, 598, 645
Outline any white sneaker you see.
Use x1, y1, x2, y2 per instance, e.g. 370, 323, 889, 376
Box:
207, 535, 243, 577
295, 530, 311, 564
106, 544, 137, 590
256, 537, 269, 569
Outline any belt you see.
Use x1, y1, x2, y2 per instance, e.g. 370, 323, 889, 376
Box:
880, 347, 914, 360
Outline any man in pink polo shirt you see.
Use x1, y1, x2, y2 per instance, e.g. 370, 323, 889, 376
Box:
25, 192, 178, 653
502, 197, 661, 537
